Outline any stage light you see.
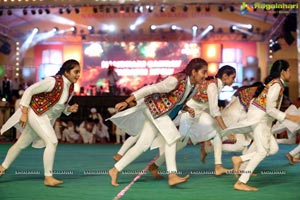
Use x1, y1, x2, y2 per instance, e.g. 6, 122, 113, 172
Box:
31, 9, 36, 15
207, 25, 214, 32
183, 5, 188, 12
229, 6, 235, 12
120, 6, 125, 13
130, 25, 136, 31
192, 25, 198, 31
196, 5, 201, 12
138, 6, 143, 13
66, 8, 71, 14
148, 5, 154, 13
93, 7, 98, 13
160, 6, 165, 12
150, 25, 157, 32
88, 26, 94, 34
205, 6, 210, 12
59, 8, 63, 14
45, 8, 51, 14
53, 27, 59, 32
170, 25, 177, 32
71, 26, 77, 34
230, 25, 237, 33
23, 9, 28, 15
33, 27, 39, 33
38, 8, 43, 15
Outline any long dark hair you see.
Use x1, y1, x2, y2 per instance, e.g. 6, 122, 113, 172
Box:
215, 65, 236, 79
253, 59, 289, 98
182, 58, 208, 75
56, 59, 80, 75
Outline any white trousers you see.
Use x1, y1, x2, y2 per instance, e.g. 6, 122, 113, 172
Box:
239, 122, 278, 184
2, 112, 58, 176
289, 143, 300, 156
117, 135, 139, 156
114, 120, 178, 173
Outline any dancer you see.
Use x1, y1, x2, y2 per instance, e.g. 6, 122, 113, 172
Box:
108, 58, 208, 186
0, 59, 80, 186
229, 59, 300, 191
179, 65, 236, 175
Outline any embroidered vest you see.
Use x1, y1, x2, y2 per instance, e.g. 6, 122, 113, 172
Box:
251, 79, 284, 112
144, 73, 188, 119
30, 75, 74, 115
192, 78, 218, 103
235, 86, 258, 112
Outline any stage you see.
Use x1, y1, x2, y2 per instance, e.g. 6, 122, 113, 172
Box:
0, 143, 299, 200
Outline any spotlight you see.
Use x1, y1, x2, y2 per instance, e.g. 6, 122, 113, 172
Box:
130, 25, 136, 31
23, 9, 28, 15
183, 5, 188, 12
196, 6, 201, 12
66, 8, 71, 14
33, 27, 39, 33
138, 6, 143, 13
192, 25, 198, 31
148, 5, 154, 13
270, 41, 281, 52
150, 25, 157, 32
45, 8, 51, 14
229, 6, 235, 12
230, 25, 237, 33
113, 7, 118, 13
120, 6, 125, 13
170, 25, 177, 31
59, 8, 63, 14
38, 8, 43, 15
160, 6, 165, 12
74, 8, 80, 14
205, 6, 210, 12
88, 26, 94, 34
93, 7, 98, 13
207, 24, 214, 32
31, 9, 36, 15
71, 26, 77, 34
53, 27, 59, 32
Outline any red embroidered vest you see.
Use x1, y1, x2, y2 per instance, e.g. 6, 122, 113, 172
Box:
144, 73, 188, 119
192, 78, 218, 103
235, 86, 258, 112
252, 79, 284, 112
30, 75, 74, 115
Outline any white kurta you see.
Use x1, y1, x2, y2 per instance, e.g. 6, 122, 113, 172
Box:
1, 76, 73, 147
109, 75, 195, 146
179, 78, 224, 144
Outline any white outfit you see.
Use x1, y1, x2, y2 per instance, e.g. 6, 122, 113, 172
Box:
62, 122, 80, 143
78, 121, 95, 144
110, 75, 195, 173
237, 81, 285, 184
1, 76, 73, 176
179, 78, 225, 165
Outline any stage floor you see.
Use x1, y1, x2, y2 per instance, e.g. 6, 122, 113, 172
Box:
0, 143, 299, 200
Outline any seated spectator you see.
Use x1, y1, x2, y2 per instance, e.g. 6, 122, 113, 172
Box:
62, 120, 82, 143
78, 118, 95, 144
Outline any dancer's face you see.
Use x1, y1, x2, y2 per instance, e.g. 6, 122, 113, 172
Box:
190, 66, 208, 84
281, 67, 291, 82
65, 65, 81, 83
222, 73, 236, 86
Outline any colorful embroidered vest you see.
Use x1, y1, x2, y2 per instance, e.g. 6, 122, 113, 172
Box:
235, 86, 258, 112
192, 78, 218, 103
30, 75, 74, 115
251, 79, 284, 112
144, 73, 188, 119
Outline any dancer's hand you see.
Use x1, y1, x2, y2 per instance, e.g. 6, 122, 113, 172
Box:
19, 113, 28, 128
227, 134, 237, 143
186, 107, 195, 118
68, 103, 79, 113
286, 114, 300, 123
115, 102, 128, 112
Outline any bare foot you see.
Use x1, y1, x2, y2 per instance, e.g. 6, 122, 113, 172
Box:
168, 173, 190, 186
113, 154, 122, 162
0, 165, 6, 177
232, 156, 242, 178
200, 145, 207, 164
148, 163, 164, 179
44, 176, 63, 186
234, 180, 258, 191
285, 153, 294, 165
215, 164, 232, 176
293, 157, 300, 163
109, 167, 120, 186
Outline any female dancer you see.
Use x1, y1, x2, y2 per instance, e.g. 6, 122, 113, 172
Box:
231, 59, 300, 191
0, 59, 80, 186
108, 58, 208, 186
179, 65, 236, 175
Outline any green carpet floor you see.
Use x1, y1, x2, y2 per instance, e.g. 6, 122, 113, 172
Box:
0, 143, 299, 200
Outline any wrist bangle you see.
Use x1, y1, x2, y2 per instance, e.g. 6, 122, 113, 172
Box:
124, 100, 129, 106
